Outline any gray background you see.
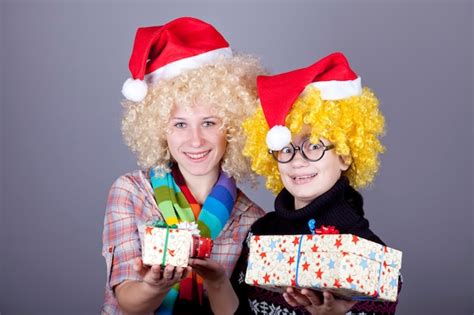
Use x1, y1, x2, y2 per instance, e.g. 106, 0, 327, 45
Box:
1, 1, 472, 314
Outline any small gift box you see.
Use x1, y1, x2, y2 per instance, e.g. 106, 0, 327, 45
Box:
142, 221, 213, 267
245, 229, 402, 302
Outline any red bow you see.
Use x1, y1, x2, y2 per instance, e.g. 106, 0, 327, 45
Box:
316, 225, 340, 234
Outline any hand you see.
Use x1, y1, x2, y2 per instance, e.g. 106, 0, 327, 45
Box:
133, 257, 191, 292
283, 287, 357, 315
188, 258, 227, 286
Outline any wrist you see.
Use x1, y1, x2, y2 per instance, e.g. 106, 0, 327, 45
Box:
205, 276, 228, 290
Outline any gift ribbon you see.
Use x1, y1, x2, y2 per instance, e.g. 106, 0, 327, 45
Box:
303, 219, 384, 300
294, 234, 305, 287
149, 221, 178, 267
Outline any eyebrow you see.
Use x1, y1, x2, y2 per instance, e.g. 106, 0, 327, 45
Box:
169, 116, 218, 121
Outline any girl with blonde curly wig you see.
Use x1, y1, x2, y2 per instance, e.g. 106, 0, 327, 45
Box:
101, 17, 265, 315
231, 52, 401, 315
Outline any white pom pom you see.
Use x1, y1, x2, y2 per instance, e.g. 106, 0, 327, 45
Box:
177, 222, 200, 236
266, 125, 292, 151
121, 78, 148, 102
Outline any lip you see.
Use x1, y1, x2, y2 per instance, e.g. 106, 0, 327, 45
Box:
183, 150, 211, 162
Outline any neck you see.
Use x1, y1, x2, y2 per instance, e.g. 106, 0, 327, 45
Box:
178, 166, 220, 204
294, 199, 311, 210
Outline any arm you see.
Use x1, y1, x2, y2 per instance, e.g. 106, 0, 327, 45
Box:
115, 258, 189, 314
103, 175, 186, 313
229, 234, 252, 315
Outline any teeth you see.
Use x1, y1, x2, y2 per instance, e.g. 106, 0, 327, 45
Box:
186, 151, 209, 159
292, 174, 317, 180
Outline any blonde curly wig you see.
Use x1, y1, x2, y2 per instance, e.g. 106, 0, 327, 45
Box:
121, 54, 265, 182
243, 87, 385, 194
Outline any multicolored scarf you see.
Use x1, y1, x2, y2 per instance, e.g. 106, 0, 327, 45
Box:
150, 166, 237, 314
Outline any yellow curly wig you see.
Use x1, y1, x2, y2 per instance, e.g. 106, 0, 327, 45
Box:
243, 87, 385, 194
122, 54, 265, 182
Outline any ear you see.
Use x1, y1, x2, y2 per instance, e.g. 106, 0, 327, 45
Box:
339, 155, 352, 171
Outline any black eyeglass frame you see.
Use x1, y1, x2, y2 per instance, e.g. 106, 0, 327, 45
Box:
268, 139, 335, 163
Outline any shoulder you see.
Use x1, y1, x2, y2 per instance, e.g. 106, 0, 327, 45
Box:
250, 211, 278, 235
110, 170, 149, 190
234, 189, 266, 220
107, 170, 155, 209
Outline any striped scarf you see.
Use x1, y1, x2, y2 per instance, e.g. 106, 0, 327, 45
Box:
150, 166, 237, 314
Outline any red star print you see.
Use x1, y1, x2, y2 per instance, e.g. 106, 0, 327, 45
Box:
291, 279, 296, 287
292, 237, 300, 246
263, 273, 270, 283
380, 285, 384, 293
342, 251, 349, 257
253, 279, 259, 285
302, 262, 310, 271
306, 235, 314, 240
145, 226, 154, 235
333, 279, 341, 288
260, 252, 267, 259
254, 235, 260, 242
352, 235, 359, 244
311, 244, 319, 252
288, 256, 295, 265
334, 238, 343, 249
346, 276, 353, 283
168, 249, 175, 257
383, 261, 388, 268
315, 268, 323, 279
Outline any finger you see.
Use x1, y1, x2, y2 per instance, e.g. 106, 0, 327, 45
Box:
142, 264, 162, 283
283, 292, 299, 307
289, 291, 312, 307
189, 258, 212, 268
181, 266, 192, 279
173, 267, 185, 280
301, 288, 323, 306
322, 291, 335, 308
162, 265, 175, 280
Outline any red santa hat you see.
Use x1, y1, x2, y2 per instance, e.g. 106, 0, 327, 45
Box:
122, 17, 232, 102
258, 52, 362, 151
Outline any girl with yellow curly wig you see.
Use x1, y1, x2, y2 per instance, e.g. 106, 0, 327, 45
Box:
101, 17, 266, 315
231, 52, 401, 314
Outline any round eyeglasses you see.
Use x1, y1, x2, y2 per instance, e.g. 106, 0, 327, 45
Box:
269, 139, 335, 163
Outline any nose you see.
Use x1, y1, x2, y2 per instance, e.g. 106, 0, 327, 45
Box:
290, 149, 309, 168
189, 126, 205, 147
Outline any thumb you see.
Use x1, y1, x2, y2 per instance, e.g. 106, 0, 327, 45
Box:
132, 257, 148, 277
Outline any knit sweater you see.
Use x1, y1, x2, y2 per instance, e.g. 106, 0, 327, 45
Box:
231, 177, 400, 315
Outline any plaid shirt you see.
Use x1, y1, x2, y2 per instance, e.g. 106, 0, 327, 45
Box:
101, 170, 265, 314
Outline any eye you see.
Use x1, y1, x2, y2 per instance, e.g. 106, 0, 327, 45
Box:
308, 142, 322, 151
174, 122, 186, 128
202, 120, 216, 127
281, 146, 293, 154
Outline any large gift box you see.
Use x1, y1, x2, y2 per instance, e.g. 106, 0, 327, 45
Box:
245, 233, 402, 302
142, 222, 212, 267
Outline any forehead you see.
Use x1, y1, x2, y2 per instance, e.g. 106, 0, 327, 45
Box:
170, 103, 217, 118
291, 125, 312, 142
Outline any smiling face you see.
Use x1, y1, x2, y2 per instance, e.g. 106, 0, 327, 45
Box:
166, 104, 227, 181
277, 126, 350, 209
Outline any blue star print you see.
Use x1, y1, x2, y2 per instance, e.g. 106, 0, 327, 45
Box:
328, 259, 335, 269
